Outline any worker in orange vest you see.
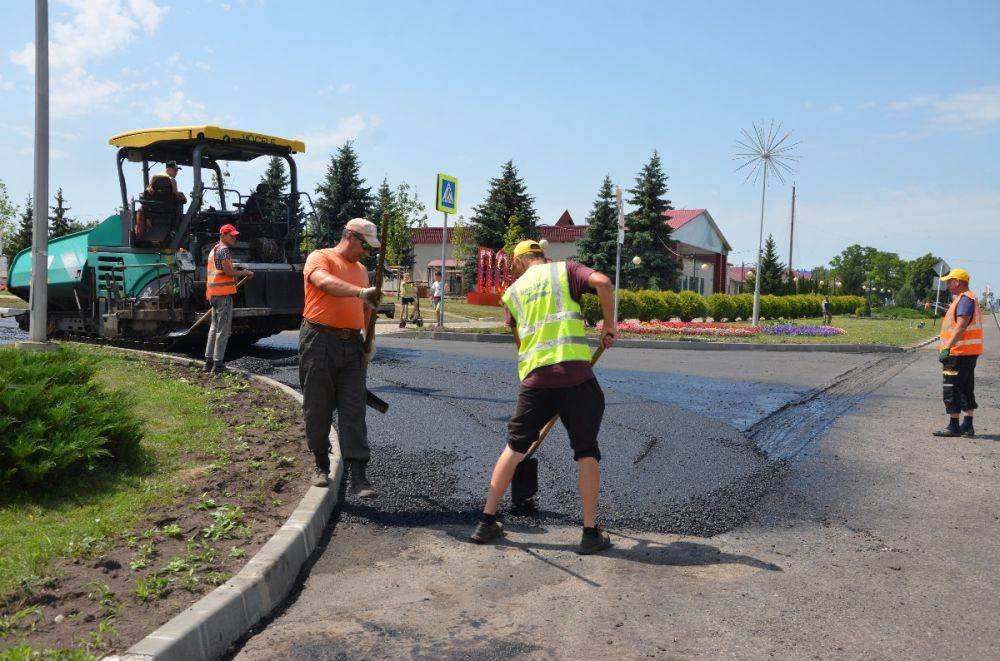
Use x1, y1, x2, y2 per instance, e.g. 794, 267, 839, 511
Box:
204, 224, 253, 373
933, 268, 983, 438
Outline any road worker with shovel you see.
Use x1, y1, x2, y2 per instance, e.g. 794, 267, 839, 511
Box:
470, 240, 618, 554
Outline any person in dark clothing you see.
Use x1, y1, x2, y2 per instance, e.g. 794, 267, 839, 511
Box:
822, 297, 832, 325
933, 268, 983, 438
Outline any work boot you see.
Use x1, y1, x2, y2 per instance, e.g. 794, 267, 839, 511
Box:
932, 420, 962, 437
577, 526, 613, 555
961, 417, 976, 438
211, 362, 227, 375
309, 466, 329, 488
348, 460, 377, 499
470, 519, 504, 544
201, 359, 213, 372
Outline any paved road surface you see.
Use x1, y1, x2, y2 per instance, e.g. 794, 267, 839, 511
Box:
227, 329, 1000, 660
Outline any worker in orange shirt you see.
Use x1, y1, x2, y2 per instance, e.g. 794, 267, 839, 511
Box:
933, 268, 983, 438
300, 218, 383, 494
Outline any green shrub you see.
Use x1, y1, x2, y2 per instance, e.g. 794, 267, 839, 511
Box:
659, 290, 681, 320
895, 283, 917, 309
676, 291, 707, 321
0, 348, 143, 491
731, 293, 753, 320
705, 293, 734, 321
855, 302, 870, 316
636, 290, 668, 322
617, 290, 641, 320
831, 295, 865, 315
581, 293, 602, 325
759, 295, 789, 320
878, 305, 931, 319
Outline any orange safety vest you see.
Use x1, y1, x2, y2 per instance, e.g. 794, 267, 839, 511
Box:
940, 290, 983, 356
205, 243, 237, 300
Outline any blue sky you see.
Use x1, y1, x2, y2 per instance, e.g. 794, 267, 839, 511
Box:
1, 1, 998, 288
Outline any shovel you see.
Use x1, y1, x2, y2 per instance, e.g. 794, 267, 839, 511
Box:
510, 344, 606, 505
361, 212, 392, 414
168, 274, 251, 339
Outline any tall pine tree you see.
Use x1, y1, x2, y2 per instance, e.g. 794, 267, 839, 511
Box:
624, 151, 677, 290
758, 234, 786, 295
7, 195, 34, 260
49, 188, 75, 239
470, 161, 539, 250
574, 175, 619, 274
258, 156, 305, 247
314, 141, 371, 247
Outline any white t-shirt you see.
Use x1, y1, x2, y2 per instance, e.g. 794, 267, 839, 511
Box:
431, 281, 443, 298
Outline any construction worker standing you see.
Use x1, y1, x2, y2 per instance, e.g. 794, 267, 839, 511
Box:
300, 218, 383, 493
933, 268, 983, 438
470, 240, 618, 554
204, 224, 252, 374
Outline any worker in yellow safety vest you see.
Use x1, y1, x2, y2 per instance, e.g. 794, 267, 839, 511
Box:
203, 224, 253, 374
470, 240, 619, 554
933, 268, 983, 438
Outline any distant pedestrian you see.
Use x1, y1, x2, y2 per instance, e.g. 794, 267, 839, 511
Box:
299, 218, 383, 494
431, 272, 444, 314
203, 224, 252, 374
933, 268, 983, 438
400, 272, 416, 323
822, 296, 832, 325
470, 240, 619, 555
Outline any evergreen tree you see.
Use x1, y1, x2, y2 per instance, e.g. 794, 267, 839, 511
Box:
758, 234, 786, 295
502, 214, 524, 258
0, 180, 18, 261
624, 151, 677, 290
259, 156, 290, 197
469, 161, 539, 251
574, 175, 619, 274
314, 141, 371, 246
49, 188, 75, 238
7, 196, 34, 260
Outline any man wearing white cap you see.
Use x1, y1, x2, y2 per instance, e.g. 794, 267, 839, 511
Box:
299, 218, 383, 494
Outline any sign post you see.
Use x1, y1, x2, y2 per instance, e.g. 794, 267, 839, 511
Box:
932, 259, 950, 326
613, 186, 625, 326
435, 173, 458, 327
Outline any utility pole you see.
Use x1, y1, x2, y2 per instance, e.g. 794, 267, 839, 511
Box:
612, 186, 624, 324
787, 184, 796, 281
19, 0, 55, 351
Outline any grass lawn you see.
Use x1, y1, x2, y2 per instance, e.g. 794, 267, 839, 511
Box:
381, 294, 505, 321
418, 316, 939, 348
0, 290, 27, 308
0, 346, 225, 601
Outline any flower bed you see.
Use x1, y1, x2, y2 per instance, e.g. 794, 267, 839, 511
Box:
599, 320, 846, 338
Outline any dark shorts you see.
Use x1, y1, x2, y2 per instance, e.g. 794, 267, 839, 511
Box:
401, 297, 415, 304
507, 378, 605, 461
942, 355, 978, 414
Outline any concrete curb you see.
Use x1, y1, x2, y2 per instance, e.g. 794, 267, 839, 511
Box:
82, 346, 342, 661
400, 330, 936, 354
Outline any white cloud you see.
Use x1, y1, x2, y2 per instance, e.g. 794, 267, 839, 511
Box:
8, 0, 167, 117
889, 85, 1000, 130
301, 115, 370, 151
153, 89, 206, 122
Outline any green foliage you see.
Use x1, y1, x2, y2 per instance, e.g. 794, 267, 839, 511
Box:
635, 290, 668, 322
676, 290, 707, 321
659, 290, 681, 320
758, 234, 786, 295
4, 195, 33, 262
574, 176, 619, 275
759, 295, 788, 319
501, 214, 525, 259
829, 244, 876, 295
895, 283, 917, 309
0, 645, 99, 660
904, 253, 942, 300
470, 160, 539, 252
202, 505, 250, 540
855, 303, 870, 316
314, 141, 371, 247
133, 575, 169, 603
48, 188, 75, 239
617, 290, 641, 320
581, 292, 602, 325
877, 305, 932, 319
706, 293, 734, 321
624, 151, 678, 290
0, 180, 19, 262
0, 348, 143, 491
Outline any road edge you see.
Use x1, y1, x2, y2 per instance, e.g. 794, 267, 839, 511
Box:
85, 346, 342, 661
399, 330, 939, 353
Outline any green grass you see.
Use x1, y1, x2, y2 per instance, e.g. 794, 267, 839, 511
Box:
382, 293, 504, 321
0, 291, 27, 309
0, 347, 226, 600
421, 316, 939, 347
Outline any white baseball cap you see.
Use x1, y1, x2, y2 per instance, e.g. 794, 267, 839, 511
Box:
345, 218, 380, 248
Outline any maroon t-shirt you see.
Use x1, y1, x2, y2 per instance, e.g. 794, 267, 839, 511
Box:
505, 260, 596, 389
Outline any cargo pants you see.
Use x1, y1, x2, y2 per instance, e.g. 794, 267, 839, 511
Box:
204, 295, 234, 363
298, 322, 370, 473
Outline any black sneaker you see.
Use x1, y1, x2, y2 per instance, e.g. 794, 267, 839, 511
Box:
578, 526, 613, 555
211, 362, 227, 374
961, 427, 976, 438
201, 359, 214, 372
932, 426, 961, 437
470, 520, 503, 544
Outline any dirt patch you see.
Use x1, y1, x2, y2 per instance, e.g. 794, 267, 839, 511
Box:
0, 357, 312, 657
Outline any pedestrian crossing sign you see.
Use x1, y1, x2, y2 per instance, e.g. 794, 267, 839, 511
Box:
436, 173, 458, 214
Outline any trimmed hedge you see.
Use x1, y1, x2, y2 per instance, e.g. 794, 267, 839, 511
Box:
0, 348, 143, 491
581, 291, 866, 323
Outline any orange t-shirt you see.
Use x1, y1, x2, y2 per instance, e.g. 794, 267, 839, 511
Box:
302, 249, 369, 330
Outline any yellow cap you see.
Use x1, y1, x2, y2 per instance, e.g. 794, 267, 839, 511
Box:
941, 268, 970, 283
512, 240, 544, 258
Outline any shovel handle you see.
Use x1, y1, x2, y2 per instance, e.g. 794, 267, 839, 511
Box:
185, 274, 251, 334
522, 343, 606, 459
